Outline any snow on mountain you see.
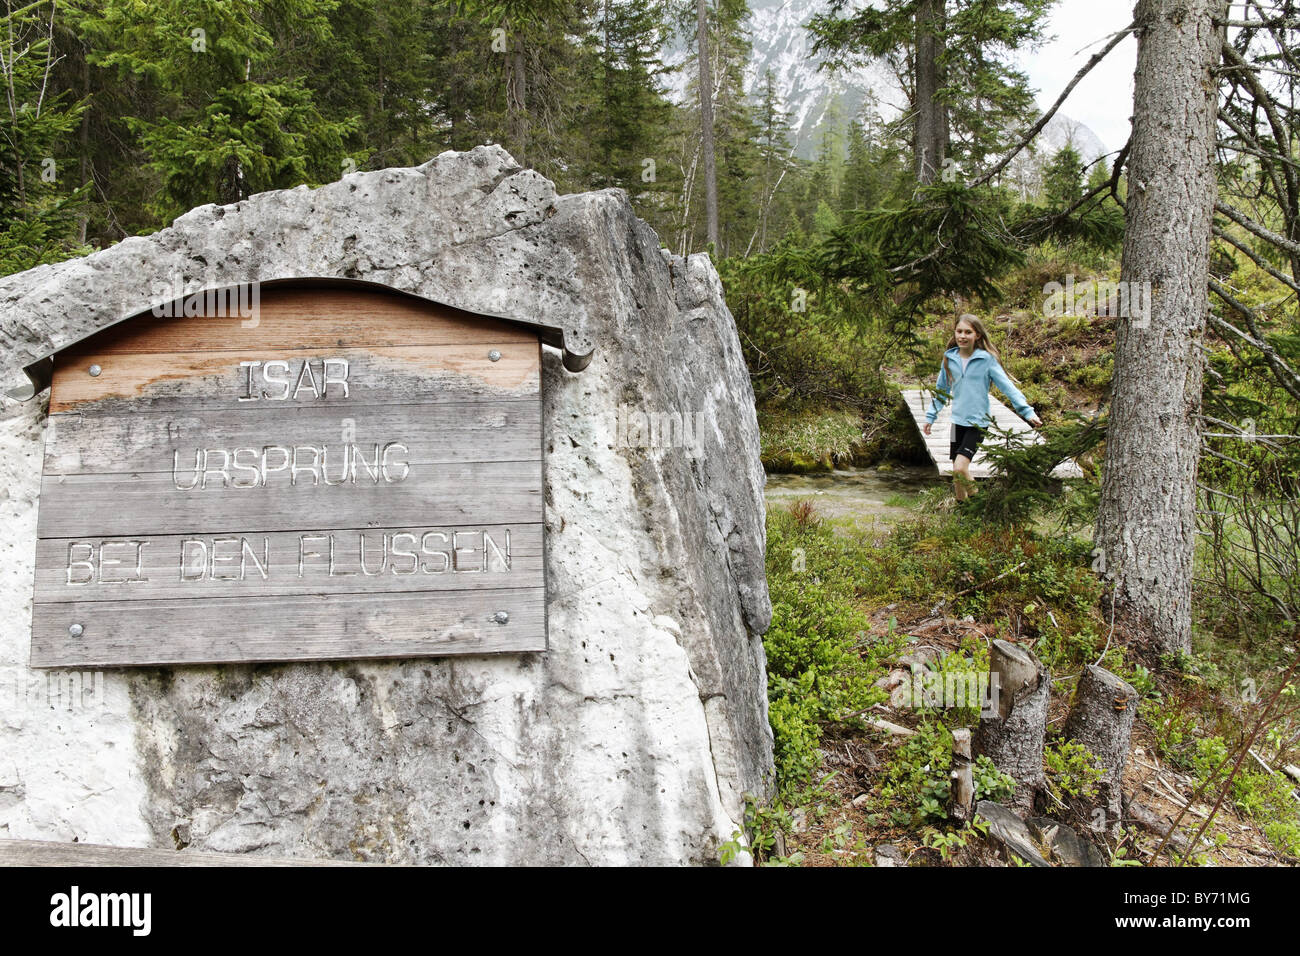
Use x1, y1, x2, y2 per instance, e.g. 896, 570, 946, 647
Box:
662, 0, 1109, 166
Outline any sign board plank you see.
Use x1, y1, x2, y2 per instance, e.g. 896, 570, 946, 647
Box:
32, 588, 546, 667
0, 838, 380, 866
49, 343, 540, 413
37, 460, 542, 538
44, 400, 541, 473
34, 524, 542, 602
69, 285, 538, 354
31, 283, 548, 667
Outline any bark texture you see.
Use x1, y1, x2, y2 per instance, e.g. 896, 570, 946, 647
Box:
913, 0, 949, 183
1065, 665, 1139, 835
1095, 0, 1228, 654
974, 640, 1048, 814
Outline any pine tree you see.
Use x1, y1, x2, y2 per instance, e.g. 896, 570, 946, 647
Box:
802, 97, 845, 232
1042, 143, 1084, 207
584, 1, 675, 200
304, 0, 435, 171
1096, 0, 1228, 655
840, 97, 910, 214
672, 0, 759, 257
809, 0, 1056, 182
72, 0, 355, 218
1, 0, 88, 273
751, 70, 797, 255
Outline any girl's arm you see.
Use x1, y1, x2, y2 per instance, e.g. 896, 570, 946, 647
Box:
925, 362, 950, 425
989, 359, 1038, 423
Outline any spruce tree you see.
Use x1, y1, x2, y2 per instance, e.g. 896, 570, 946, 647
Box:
72, 0, 355, 218
1, 0, 88, 272
809, 0, 1056, 181
1042, 143, 1084, 207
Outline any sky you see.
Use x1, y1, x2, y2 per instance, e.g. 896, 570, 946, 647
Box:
1014, 0, 1139, 154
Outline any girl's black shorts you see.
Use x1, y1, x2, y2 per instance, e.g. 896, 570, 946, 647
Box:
950, 424, 984, 461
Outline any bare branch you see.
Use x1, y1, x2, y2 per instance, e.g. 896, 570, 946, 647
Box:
971, 23, 1136, 189
1207, 277, 1300, 402
1212, 226, 1300, 295
1215, 201, 1300, 256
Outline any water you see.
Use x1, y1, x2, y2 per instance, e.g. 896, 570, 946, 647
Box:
764, 466, 943, 523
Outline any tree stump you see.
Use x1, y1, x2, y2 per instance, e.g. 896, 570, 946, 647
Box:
974, 640, 1049, 814
1064, 665, 1138, 835
949, 728, 974, 822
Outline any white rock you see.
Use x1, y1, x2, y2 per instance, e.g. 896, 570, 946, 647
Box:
0, 147, 773, 864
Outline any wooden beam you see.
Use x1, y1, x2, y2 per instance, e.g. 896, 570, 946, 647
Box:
31, 586, 547, 667
60, 285, 537, 355
50, 343, 539, 413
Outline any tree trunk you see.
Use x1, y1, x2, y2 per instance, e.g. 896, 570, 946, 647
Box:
77, 46, 90, 245
696, 0, 719, 249
508, 41, 528, 166
913, 0, 948, 184
974, 640, 1049, 815
1064, 665, 1139, 836
1094, 0, 1228, 655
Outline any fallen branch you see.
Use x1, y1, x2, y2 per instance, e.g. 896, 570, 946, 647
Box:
929, 560, 1028, 616
972, 23, 1136, 188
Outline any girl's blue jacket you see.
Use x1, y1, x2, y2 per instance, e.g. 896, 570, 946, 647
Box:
925, 347, 1036, 427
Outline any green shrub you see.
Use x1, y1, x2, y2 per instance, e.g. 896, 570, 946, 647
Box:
759, 407, 863, 472
1044, 738, 1105, 802
764, 506, 898, 793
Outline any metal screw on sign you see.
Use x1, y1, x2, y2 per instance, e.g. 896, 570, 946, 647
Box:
492, 611, 509, 625
88, 365, 102, 377
488, 350, 502, 362
68, 623, 84, 638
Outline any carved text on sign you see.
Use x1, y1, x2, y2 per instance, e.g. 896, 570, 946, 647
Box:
171, 443, 411, 488
62, 528, 513, 585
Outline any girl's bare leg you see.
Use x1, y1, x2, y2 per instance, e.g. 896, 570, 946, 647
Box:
953, 455, 976, 500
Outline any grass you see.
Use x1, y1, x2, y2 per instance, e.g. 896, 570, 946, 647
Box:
758, 406, 865, 473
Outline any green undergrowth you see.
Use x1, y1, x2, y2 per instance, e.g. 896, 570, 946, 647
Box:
764, 504, 899, 788
744, 499, 1115, 863
759, 406, 864, 473
1139, 653, 1300, 860
744, 494, 1299, 865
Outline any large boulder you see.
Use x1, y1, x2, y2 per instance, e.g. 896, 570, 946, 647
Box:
0, 147, 773, 864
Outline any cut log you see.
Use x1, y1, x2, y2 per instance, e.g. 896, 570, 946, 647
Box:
974, 640, 1049, 814
975, 800, 1050, 866
1064, 664, 1138, 834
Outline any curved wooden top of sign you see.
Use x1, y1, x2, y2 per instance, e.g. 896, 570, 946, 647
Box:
16, 277, 593, 400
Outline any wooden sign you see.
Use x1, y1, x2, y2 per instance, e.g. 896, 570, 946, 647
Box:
30, 283, 546, 667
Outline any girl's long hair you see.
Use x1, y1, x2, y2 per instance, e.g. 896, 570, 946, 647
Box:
941, 314, 1000, 385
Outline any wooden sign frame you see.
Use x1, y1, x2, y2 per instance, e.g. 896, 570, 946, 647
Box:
29, 281, 548, 667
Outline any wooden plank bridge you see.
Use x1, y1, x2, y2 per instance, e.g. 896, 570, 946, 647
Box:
901, 389, 1083, 479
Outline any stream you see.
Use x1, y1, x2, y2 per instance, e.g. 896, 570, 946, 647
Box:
763, 465, 944, 524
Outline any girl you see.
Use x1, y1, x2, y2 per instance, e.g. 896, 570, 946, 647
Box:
922, 314, 1042, 500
